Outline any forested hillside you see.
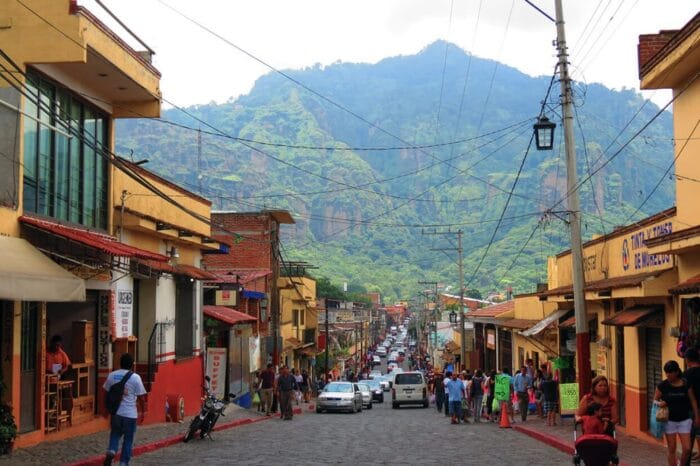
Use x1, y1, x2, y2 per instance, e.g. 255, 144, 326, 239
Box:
116, 41, 675, 300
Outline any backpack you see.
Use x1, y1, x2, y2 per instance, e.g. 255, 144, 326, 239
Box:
106, 371, 134, 415
471, 376, 484, 397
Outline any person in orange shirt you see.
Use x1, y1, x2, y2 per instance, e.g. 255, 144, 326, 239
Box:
46, 335, 71, 376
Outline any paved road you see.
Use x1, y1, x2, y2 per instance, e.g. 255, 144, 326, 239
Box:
136, 396, 570, 465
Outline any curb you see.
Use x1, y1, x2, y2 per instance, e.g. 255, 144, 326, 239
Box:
69, 415, 269, 466
512, 425, 632, 466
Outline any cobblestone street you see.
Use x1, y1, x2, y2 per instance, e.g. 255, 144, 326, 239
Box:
135, 401, 570, 465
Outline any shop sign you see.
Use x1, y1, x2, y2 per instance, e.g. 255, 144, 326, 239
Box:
216, 290, 237, 306
495, 374, 510, 401
249, 336, 260, 371
98, 292, 112, 371
559, 382, 579, 415
622, 221, 673, 272
116, 288, 133, 338
486, 329, 496, 350
206, 347, 227, 398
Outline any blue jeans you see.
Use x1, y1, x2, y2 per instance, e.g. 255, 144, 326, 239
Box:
449, 400, 462, 418
107, 414, 137, 464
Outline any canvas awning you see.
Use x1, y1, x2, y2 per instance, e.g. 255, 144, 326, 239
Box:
520, 309, 570, 337
0, 236, 85, 302
602, 305, 664, 327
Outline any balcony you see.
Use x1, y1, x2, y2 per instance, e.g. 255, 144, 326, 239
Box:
303, 328, 316, 345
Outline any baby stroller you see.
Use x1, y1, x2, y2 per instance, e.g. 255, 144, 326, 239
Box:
573, 422, 619, 466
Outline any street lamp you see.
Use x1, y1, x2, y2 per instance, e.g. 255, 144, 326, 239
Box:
449, 311, 457, 324
534, 116, 556, 150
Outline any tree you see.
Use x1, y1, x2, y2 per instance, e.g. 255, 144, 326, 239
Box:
465, 288, 483, 300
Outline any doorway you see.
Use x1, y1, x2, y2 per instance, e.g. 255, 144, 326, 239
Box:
615, 326, 626, 426
20, 302, 39, 433
645, 327, 662, 430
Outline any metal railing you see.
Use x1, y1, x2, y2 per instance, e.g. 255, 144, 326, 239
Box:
146, 322, 165, 392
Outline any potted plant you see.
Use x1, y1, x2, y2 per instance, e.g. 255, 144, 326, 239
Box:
0, 374, 17, 455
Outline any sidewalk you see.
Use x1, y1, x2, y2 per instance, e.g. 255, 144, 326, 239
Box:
0, 404, 279, 466
510, 415, 669, 466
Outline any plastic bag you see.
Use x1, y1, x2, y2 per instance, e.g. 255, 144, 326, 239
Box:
429, 394, 436, 405
253, 392, 261, 405
492, 398, 500, 413
650, 404, 666, 439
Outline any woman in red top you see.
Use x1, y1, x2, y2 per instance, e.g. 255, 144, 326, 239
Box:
45, 335, 71, 376
576, 375, 618, 435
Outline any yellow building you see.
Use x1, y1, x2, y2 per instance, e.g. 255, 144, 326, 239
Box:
278, 275, 318, 373
0, 0, 220, 447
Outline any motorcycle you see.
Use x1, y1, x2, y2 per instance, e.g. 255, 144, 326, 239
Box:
183, 376, 235, 442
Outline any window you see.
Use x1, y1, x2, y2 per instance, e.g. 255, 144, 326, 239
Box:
22, 71, 109, 229
293, 309, 305, 327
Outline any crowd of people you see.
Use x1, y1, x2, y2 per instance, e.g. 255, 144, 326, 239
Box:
252, 364, 312, 420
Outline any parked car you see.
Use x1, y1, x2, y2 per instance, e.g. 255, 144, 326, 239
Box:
391, 372, 428, 409
376, 346, 387, 357
371, 355, 381, 366
365, 379, 384, 403
356, 382, 373, 409
369, 370, 382, 378
316, 382, 363, 414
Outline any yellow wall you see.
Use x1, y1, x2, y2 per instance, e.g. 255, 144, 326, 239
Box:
0, 0, 160, 116
673, 80, 700, 228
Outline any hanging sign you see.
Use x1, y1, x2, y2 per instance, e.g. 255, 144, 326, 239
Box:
495, 374, 511, 401
206, 347, 227, 398
559, 383, 579, 415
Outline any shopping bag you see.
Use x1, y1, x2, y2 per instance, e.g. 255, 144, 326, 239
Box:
656, 405, 669, 423
492, 398, 500, 413
253, 392, 261, 405
650, 404, 666, 439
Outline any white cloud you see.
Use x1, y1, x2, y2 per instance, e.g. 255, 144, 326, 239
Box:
80, 0, 698, 108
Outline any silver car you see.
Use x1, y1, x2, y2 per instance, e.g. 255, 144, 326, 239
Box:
316, 382, 363, 414
356, 382, 373, 409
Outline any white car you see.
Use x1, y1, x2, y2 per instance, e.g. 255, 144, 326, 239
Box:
356, 382, 373, 409
376, 346, 387, 357
316, 382, 363, 413
391, 371, 428, 409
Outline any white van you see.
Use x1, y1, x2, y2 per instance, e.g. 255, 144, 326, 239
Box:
391, 371, 428, 409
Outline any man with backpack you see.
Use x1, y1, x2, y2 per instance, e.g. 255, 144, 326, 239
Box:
103, 353, 147, 465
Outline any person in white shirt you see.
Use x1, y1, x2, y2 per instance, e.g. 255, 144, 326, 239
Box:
443, 372, 452, 417
103, 353, 147, 465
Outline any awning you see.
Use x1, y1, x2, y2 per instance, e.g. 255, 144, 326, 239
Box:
559, 314, 596, 328
602, 305, 664, 327
498, 318, 538, 330
299, 347, 319, 357
20, 216, 168, 261
539, 270, 664, 297
669, 275, 700, 295
203, 305, 256, 326
0, 236, 85, 302
242, 290, 265, 300
207, 270, 272, 285
285, 338, 303, 350
520, 309, 569, 337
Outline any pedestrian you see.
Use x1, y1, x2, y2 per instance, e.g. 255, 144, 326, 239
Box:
654, 360, 700, 466
292, 368, 303, 405
277, 365, 298, 420
533, 369, 545, 418
461, 373, 471, 423
259, 363, 276, 416
103, 353, 146, 466
445, 372, 465, 424
253, 371, 263, 412
485, 370, 496, 422
434, 372, 445, 413
471, 369, 485, 422
301, 369, 310, 403
685, 347, 700, 466
580, 402, 608, 435
576, 375, 619, 434
541, 372, 559, 426
443, 371, 452, 417
513, 366, 533, 422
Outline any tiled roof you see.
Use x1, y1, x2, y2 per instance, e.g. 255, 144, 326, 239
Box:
669, 275, 700, 295
540, 270, 663, 297
498, 319, 538, 330
20, 216, 167, 261
203, 305, 256, 326
467, 300, 514, 317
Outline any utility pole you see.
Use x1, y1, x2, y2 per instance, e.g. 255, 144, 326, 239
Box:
555, 0, 590, 396
424, 229, 466, 370
324, 302, 329, 381
418, 280, 438, 365
457, 231, 465, 371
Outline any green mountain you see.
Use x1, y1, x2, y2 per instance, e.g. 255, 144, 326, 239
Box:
116, 41, 675, 301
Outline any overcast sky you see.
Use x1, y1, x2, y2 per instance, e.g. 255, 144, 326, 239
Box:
82, 1, 698, 108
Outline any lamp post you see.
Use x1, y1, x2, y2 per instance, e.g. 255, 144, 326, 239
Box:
531, 0, 591, 396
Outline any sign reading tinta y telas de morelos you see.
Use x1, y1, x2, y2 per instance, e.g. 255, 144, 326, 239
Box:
621, 220, 674, 273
